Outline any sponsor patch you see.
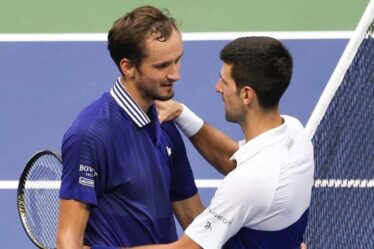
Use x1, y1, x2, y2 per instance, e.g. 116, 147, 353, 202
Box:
209, 208, 232, 225
79, 177, 94, 187
204, 221, 212, 231
79, 164, 98, 178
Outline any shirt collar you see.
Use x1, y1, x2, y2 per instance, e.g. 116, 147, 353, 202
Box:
230, 116, 289, 164
110, 78, 151, 127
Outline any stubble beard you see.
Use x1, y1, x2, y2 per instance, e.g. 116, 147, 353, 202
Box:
225, 108, 242, 124
137, 78, 175, 102
155, 91, 175, 101
225, 113, 236, 123
149, 87, 175, 101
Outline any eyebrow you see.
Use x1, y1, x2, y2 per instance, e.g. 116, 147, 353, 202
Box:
153, 52, 184, 68
220, 72, 228, 84
176, 52, 184, 61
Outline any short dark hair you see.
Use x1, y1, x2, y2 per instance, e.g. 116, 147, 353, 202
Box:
108, 6, 178, 71
220, 36, 293, 109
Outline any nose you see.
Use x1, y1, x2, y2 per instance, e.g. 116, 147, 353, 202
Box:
167, 63, 181, 81
215, 80, 223, 93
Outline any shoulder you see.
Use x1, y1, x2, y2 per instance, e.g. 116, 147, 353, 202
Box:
282, 115, 312, 149
281, 115, 314, 155
282, 115, 306, 135
63, 93, 122, 147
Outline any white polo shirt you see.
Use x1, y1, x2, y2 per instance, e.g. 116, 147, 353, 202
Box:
185, 115, 314, 249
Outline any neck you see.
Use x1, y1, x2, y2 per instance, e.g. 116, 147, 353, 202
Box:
119, 76, 152, 113
241, 108, 283, 142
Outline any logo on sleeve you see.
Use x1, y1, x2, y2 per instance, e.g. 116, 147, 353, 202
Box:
204, 221, 212, 231
78, 165, 97, 188
209, 208, 232, 225
79, 177, 94, 187
79, 164, 98, 177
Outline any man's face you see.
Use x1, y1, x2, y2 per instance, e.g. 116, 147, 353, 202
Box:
134, 28, 183, 102
215, 63, 245, 123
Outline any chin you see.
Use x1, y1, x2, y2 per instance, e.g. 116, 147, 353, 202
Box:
156, 93, 174, 101
225, 114, 237, 123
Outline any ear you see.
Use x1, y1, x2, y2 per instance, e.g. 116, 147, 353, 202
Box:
119, 58, 135, 78
240, 86, 255, 105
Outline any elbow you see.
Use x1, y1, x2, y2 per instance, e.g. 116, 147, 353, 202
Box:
56, 234, 64, 249
56, 233, 69, 249
56, 233, 82, 249
214, 159, 236, 176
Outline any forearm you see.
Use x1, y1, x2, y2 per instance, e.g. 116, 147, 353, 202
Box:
123, 245, 170, 249
157, 101, 238, 174
57, 239, 85, 249
173, 193, 204, 230
189, 123, 237, 175
175, 105, 238, 175
57, 223, 86, 249
125, 234, 201, 249
57, 199, 90, 249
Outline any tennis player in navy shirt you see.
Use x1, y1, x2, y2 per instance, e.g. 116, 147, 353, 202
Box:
56, 6, 204, 249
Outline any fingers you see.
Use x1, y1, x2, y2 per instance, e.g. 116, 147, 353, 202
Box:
155, 100, 183, 123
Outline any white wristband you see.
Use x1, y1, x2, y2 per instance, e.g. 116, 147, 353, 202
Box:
175, 104, 204, 137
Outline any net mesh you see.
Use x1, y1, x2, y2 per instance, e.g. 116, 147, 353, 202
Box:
304, 16, 374, 249
22, 154, 62, 249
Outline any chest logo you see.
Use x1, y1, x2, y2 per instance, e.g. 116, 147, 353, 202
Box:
166, 146, 172, 156
286, 138, 295, 150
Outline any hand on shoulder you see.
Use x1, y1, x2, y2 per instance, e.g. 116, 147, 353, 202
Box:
156, 100, 183, 123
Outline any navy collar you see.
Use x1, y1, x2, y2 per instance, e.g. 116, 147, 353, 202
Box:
110, 78, 151, 127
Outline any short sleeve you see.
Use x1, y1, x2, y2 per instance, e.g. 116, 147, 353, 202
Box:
59, 127, 100, 206
162, 121, 198, 202
185, 167, 273, 249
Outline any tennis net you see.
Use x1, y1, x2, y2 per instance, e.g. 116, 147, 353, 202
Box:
304, 0, 374, 248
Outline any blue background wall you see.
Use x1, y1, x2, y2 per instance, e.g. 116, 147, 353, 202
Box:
0, 37, 347, 249
0, 0, 370, 247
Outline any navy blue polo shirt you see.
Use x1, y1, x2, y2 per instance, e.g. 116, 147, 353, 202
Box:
59, 79, 198, 247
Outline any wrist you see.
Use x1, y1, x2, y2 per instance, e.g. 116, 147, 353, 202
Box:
175, 104, 204, 137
